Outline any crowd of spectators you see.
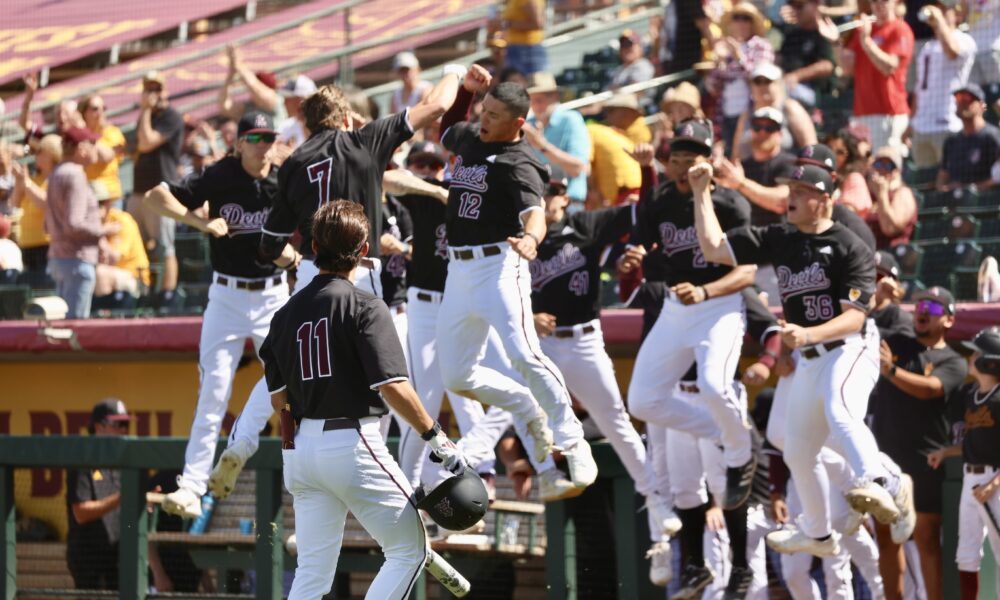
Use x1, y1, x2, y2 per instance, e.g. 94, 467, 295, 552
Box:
0, 0, 998, 317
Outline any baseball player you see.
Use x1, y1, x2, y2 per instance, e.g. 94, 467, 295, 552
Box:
530, 164, 680, 527
927, 326, 1000, 600
693, 158, 913, 556
142, 112, 292, 518
259, 200, 467, 599
434, 65, 596, 489
393, 141, 567, 497
626, 120, 758, 511
207, 77, 464, 499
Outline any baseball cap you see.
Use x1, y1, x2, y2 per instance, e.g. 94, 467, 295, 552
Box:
875, 250, 901, 279
953, 82, 985, 102
526, 72, 560, 95
281, 75, 317, 98
619, 29, 641, 46
751, 62, 783, 82
406, 140, 447, 168
752, 106, 784, 126
671, 120, 713, 156
90, 398, 132, 426
912, 286, 956, 315
62, 127, 100, 145
393, 51, 420, 71
873, 146, 902, 169
546, 163, 569, 194
797, 144, 837, 172
255, 71, 278, 90
776, 163, 835, 193
238, 111, 276, 137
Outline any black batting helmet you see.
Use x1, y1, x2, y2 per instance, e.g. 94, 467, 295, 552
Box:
416, 467, 488, 531
963, 326, 1000, 377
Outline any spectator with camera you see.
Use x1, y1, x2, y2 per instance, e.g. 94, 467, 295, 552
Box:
937, 83, 1000, 192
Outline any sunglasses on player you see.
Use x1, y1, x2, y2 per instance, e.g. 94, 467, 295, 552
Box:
915, 299, 947, 316
243, 133, 276, 144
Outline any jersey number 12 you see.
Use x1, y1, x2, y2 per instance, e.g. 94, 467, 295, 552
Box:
297, 318, 332, 380
307, 158, 334, 209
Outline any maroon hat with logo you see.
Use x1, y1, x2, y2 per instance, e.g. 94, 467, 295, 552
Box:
238, 111, 276, 136
62, 127, 100, 145
776, 164, 835, 193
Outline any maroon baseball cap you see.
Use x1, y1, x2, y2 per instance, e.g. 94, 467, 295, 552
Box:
62, 127, 99, 145
238, 111, 276, 136
671, 120, 713, 157
776, 163, 835, 193
796, 144, 837, 172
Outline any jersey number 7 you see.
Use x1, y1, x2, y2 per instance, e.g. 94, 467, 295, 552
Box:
307, 158, 334, 209
297, 318, 332, 380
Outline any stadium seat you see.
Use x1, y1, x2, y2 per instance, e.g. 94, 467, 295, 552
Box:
16, 270, 56, 290
0, 285, 31, 320
1, 270, 18, 286
947, 214, 980, 240
903, 163, 938, 189
919, 191, 954, 214
914, 216, 950, 242
892, 243, 924, 277
950, 268, 981, 301
919, 241, 982, 289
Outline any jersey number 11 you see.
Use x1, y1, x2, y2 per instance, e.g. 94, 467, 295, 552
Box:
297, 318, 332, 380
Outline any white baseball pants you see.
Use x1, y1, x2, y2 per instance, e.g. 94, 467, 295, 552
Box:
628, 292, 751, 468
437, 246, 583, 449
178, 275, 288, 495
781, 333, 889, 538
228, 259, 382, 459
539, 319, 651, 495
284, 417, 426, 600
957, 467, 1000, 574
396, 287, 492, 489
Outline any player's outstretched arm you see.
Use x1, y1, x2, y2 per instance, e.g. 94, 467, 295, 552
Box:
144, 185, 228, 238
383, 170, 449, 204
690, 163, 735, 266
408, 63, 478, 132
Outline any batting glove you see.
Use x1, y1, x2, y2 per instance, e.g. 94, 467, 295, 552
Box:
424, 423, 468, 474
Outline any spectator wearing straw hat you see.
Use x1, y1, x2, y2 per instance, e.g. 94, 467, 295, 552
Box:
653, 82, 705, 156
586, 95, 645, 208
603, 93, 651, 144
524, 72, 591, 210
390, 52, 434, 115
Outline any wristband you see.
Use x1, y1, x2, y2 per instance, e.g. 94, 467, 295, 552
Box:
699, 286, 710, 300
525, 232, 541, 246
400, 241, 412, 255
889, 365, 898, 377
421, 421, 443, 441
277, 253, 300, 271
442, 64, 468, 82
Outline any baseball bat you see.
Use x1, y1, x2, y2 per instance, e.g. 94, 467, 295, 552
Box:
975, 484, 1000, 538
425, 550, 471, 597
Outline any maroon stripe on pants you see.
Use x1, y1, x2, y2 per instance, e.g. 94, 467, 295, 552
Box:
358, 430, 427, 599
837, 343, 867, 420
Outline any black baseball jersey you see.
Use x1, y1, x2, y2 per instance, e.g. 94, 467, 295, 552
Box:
636, 182, 752, 287
872, 303, 914, 339
259, 274, 409, 420
960, 383, 1000, 466
263, 111, 414, 256
831, 204, 877, 252
169, 156, 279, 279
871, 334, 967, 461
441, 122, 547, 246
396, 180, 449, 292
531, 205, 634, 326
726, 222, 875, 328
381, 196, 413, 307
66, 467, 122, 552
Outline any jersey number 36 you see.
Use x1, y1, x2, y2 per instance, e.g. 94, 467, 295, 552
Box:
297, 318, 332, 380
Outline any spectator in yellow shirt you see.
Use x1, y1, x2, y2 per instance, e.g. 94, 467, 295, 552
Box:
500, 0, 547, 75
10, 134, 61, 276
587, 123, 642, 208
95, 197, 149, 305
80, 95, 126, 203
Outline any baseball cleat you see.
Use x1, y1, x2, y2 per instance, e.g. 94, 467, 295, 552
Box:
890, 474, 916, 544
208, 442, 250, 499
766, 526, 840, 557
526, 416, 555, 463
645, 541, 672, 587
646, 492, 682, 537
162, 486, 203, 519
538, 468, 584, 502
562, 440, 598, 488
846, 481, 899, 525
722, 565, 754, 600
723, 455, 757, 510
669, 563, 714, 600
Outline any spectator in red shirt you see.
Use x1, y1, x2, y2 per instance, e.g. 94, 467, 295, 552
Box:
865, 146, 918, 249
840, 0, 915, 157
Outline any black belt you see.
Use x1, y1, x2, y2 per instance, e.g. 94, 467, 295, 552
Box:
451, 244, 503, 261
679, 382, 700, 394
416, 291, 437, 303
801, 340, 846, 359
323, 418, 361, 431
966, 464, 998, 474
553, 324, 596, 338
216, 275, 283, 291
